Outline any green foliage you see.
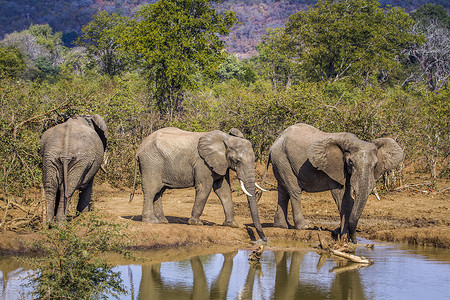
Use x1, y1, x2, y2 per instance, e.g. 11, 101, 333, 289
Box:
26, 24, 63, 58
256, 27, 297, 88
33, 56, 61, 80
77, 11, 130, 77
0, 46, 26, 78
121, 0, 237, 118
411, 3, 450, 29
283, 0, 421, 84
27, 212, 130, 299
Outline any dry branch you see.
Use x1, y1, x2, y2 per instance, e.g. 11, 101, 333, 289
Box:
330, 249, 373, 265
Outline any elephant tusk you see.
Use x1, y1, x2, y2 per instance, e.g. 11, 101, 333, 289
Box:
255, 182, 268, 192
372, 187, 381, 201
351, 186, 356, 200
240, 180, 253, 197
100, 165, 107, 173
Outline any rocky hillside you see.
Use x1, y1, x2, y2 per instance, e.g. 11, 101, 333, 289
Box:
0, 0, 448, 58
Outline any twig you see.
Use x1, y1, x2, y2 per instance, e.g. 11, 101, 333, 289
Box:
438, 186, 450, 193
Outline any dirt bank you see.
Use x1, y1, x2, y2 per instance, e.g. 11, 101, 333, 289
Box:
0, 170, 449, 254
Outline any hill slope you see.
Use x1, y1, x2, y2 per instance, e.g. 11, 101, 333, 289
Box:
0, 0, 448, 58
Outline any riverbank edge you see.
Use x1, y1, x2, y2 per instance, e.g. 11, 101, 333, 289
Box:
1, 224, 448, 256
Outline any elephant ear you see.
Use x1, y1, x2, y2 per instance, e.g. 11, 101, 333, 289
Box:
307, 136, 346, 186
372, 138, 403, 179
91, 114, 108, 150
228, 128, 245, 138
198, 131, 228, 176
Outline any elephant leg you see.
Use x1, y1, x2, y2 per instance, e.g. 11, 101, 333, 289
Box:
141, 173, 164, 224
289, 187, 310, 230
331, 188, 350, 240
44, 186, 58, 223
213, 176, 238, 228
153, 188, 168, 224
274, 183, 290, 229
276, 167, 310, 230
189, 180, 213, 226
77, 180, 93, 214
55, 185, 67, 224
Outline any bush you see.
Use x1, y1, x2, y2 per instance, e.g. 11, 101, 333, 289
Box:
27, 212, 131, 299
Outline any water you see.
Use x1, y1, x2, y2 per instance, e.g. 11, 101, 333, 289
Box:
1, 243, 449, 299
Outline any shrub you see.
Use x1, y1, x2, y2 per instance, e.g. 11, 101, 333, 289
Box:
27, 212, 131, 299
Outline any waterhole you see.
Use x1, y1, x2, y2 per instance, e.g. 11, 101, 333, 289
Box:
1, 241, 449, 299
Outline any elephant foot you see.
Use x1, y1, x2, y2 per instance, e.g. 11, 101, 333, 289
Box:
156, 215, 169, 224
142, 215, 161, 224
294, 218, 310, 230
222, 220, 239, 228
188, 217, 203, 226
273, 217, 289, 229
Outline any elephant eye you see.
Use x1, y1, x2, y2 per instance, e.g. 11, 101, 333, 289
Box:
230, 155, 240, 164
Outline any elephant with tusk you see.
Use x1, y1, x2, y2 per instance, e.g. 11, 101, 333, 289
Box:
265, 123, 403, 243
130, 127, 267, 242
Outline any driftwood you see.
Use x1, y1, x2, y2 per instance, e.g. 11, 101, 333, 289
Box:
0, 194, 43, 231
394, 182, 434, 193
330, 249, 373, 265
317, 233, 373, 265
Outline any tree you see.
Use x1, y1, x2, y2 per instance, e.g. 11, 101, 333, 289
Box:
77, 11, 130, 77
1, 24, 65, 79
28, 212, 130, 299
0, 46, 26, 78
410, 3, 450, 29
404, 4, 450, 90
284, 0, 420, 84
256, 27, 297, 88
121, 0, 237, 118
26, 24, 64, 65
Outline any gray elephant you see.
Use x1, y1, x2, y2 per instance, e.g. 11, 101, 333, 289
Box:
40, 114, 108, 224
266, 123, 403, 243
130, 127, 267, 241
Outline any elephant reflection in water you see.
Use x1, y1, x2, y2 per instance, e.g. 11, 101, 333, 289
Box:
0, 257, 33, 298
238, 251, 307, 299
138, 251, 367, 299
329, 261, 366, 300
241, 251, 367, 299
138, 251, 236, 300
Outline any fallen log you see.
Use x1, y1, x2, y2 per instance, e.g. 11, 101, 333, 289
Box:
330, 249, 373, 265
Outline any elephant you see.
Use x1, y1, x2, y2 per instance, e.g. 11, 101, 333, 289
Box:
130, 127, 267, 241
39, 114, 108, 224
266, 123, 403, 243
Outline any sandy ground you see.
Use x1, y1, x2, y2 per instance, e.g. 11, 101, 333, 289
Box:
0, 167, 449, 254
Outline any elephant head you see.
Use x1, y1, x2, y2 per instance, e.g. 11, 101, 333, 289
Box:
198, 130, 266, 241
307, 133, 403, 242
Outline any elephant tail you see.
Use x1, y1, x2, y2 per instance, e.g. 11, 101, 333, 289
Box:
256, 153, 271, 202
62, 157, 70, 201
129, 158, 138, 202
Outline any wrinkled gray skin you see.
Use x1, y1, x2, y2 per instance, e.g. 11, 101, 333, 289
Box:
40, 115, 108, 224
132, 127, 266, 241
269, 123, 403, 243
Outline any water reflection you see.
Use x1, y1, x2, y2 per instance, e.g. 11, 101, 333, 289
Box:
0, 256, 33, 299
0, 244, 449, 299
133, 250, 368, 300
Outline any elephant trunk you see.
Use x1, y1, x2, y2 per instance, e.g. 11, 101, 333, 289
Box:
241, 178, 267, 242
347, 176, 374, 243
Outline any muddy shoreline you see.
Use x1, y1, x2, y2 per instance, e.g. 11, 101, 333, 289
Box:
1, 176, 449, 255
